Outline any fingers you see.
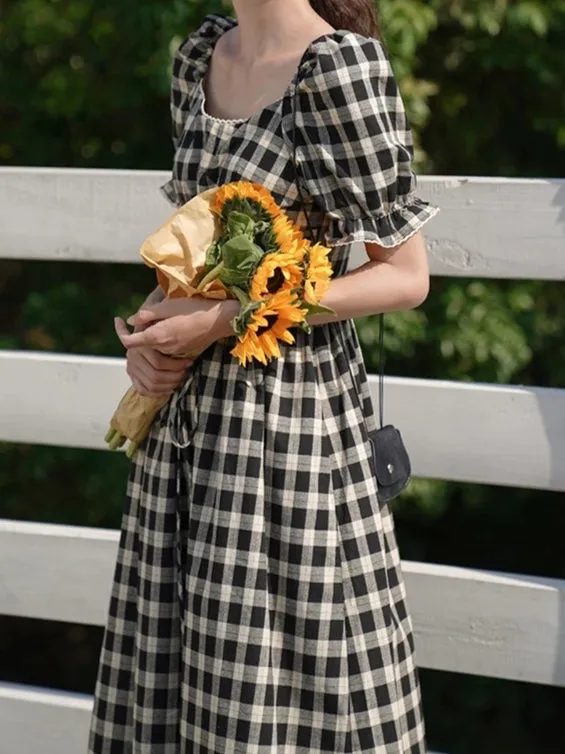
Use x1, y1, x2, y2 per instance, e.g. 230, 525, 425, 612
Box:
126, 299, 181, 328
142, 348, 193, 372
130, 374, 172, 399
115, 317, 158, 350
128, 367, 180, 398
114, 317, 135, 347
127, 298, 201, 328
127, 309, 159, 328
129, 353, 187, 393
126, 348, 191, 397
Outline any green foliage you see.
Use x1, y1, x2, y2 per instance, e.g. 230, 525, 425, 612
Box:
0, 0, 229, 167
376, 0, 565, 175
1, 1, 565, 752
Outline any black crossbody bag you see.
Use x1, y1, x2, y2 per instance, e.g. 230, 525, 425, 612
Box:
291, 85, 412, 503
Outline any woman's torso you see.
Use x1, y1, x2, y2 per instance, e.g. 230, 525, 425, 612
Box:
161, 14, 351, 281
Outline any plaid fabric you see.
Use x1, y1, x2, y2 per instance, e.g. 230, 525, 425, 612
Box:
293, 33, 439, 248
89, 13, 435, 754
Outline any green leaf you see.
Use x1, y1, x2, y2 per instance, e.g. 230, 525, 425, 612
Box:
205, 240, 222, 268
221, 235, 264, 273
255, 226, 278, 254
303, 302, 337, 317
231, 300, 262, 337
221, 197, 271, 226
226, 210, 256, 239
218, 266, 253, 288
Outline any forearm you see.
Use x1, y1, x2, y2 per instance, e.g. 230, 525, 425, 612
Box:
308, 258, 428, 327
212, 235, 429, 338
213, 261, 426, 339
213, 261, 428, 338
309, 233, 430, 326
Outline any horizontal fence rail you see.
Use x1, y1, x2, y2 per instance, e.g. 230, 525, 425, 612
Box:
2, 168, 565, 752
0, 680, 446, 754
1, 520, 564, 688
0, 683, 92, 754
1, 168, 565, 279
1, 350, 565, 491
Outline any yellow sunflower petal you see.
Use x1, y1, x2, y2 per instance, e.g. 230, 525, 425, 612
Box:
250, 249, 305, 301
232, 289, 306, 366
211, 181, 282, 221
272, 214, 305, 249
262, 332, 280, 360
231, 333, 266, 367
279, 329, 296, 346
304, 242, 333, 305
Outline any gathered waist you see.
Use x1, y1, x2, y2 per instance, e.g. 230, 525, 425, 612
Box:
160, 316, 365, 449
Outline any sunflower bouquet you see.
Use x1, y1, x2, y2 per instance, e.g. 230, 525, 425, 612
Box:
105, 181, 334, 457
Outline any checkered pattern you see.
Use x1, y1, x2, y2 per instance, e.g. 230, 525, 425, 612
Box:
89, 13, 436, 754
293, 32, 439, 248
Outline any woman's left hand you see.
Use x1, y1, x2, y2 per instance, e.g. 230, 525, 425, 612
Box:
114, 297, 239, 356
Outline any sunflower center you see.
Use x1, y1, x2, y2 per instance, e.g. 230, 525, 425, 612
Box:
267, 267, 285, 294
256, 314, 278, 337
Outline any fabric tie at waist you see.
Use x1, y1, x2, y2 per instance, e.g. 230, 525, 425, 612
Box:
162, 361, 201, 450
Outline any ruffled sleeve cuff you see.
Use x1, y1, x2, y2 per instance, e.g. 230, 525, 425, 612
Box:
324, 196, 439, 249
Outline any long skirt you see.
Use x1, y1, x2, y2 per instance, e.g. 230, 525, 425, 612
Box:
88, 321, 426, 753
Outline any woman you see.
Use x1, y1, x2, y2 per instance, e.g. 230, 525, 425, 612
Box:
89, 1, 438, 752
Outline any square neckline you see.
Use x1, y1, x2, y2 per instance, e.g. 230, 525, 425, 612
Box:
197, 16, 343, 127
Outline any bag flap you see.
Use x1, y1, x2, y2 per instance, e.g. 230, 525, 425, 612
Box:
369, 425, 411, 487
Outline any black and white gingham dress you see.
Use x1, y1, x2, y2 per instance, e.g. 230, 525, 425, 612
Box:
89, 14, 438, 754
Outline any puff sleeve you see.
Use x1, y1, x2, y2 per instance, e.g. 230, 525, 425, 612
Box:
292, 33, 438, 248
160, 15, 235, 206
160, 41, 195, 207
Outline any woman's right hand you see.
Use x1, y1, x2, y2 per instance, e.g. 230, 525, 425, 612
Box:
126, 346, 193, 398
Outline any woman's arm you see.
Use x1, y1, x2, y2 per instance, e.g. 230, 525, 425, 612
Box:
115, 232, 428, 354
212, 231, 429, 333
308, 231, 430, 327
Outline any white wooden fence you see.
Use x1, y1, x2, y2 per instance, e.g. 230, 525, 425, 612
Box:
1, 167, 565, 753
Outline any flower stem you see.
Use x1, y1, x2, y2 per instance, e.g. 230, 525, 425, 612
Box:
126, 441, 139, 459
108, 432, 126, 451
231, 286, 251, 308
196, 262, 225, 291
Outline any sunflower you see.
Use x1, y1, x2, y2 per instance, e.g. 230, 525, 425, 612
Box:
248, 211, 310, 300
211, 181, 281, 222
231, 289, 307, 367
303, 242, 334, 305
271, 213, 305, 249
250, 246, 305, 301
